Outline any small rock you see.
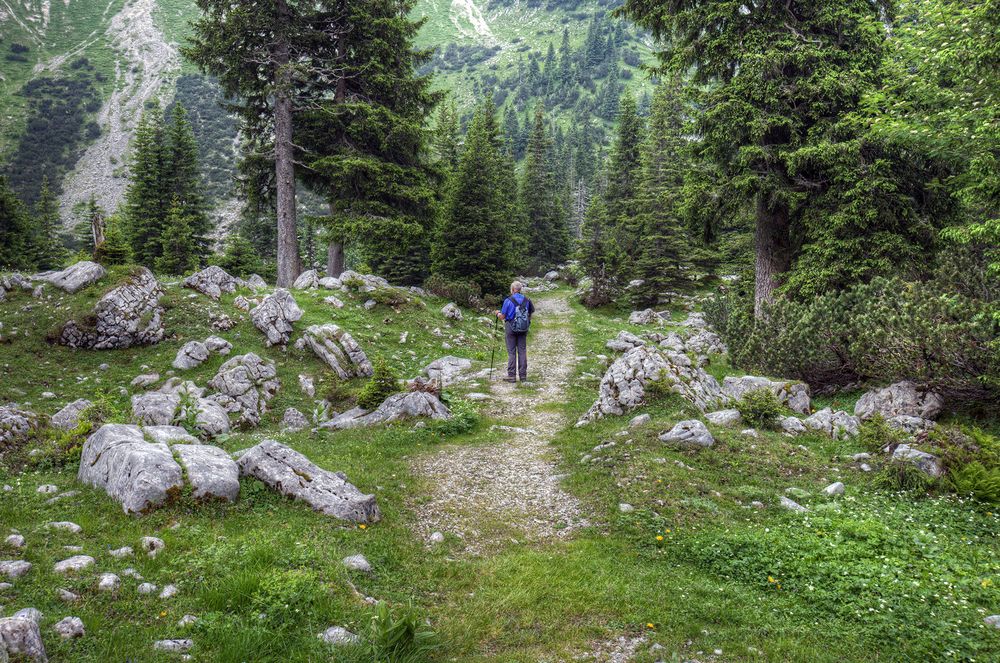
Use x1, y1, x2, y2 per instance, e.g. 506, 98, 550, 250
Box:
153, 639, 193, 653
860, 463, 873, 472
13, 608, 43, 623
122, 568, 143, 580
172, 341, 210, 370
160, 584, 179, 599
281, 407, 309, 432
5, 534, 25, 549
53, 616, 85, 639
984, 615, 1000, 629
823, 482, 845, 496
705, 409, 742, 428
429, 532, 444, 544
53, 555, 94, 574
178, 614, 198, 628
97, 573, 120, 592
741, 428, 759, 438
108, 546, 133, 559
619, 503, 634, 513
1, 560, 33, 579
58, 588, 80, 602
298, 374, 316, 398
318, 626, 360, 646
342, 554, 372, 573
36, 484, 58, 494
130, 373, 160, 389
852, 452, 871, 461
628, 414, 651, 428
778, 496, 807, 513
204, 335, 233, 355
441, 302, 463, 321
141, 537, 165, 557
137, 582, 158, 595
46, 521, 82, 534
0, 614, 47, 660
659, 420, 715, 449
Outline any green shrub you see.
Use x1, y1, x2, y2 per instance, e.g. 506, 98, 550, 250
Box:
704, 243, 998, 408
369, 286, 410, 308
858, 415, 907, 453
873, 461, 936, 493
736, 388, 784, 430
644, 370, 673, 402
949, 462, 1000, 503
423, 273, 481, 307
250, 568, 328, 628
357, 357, 400, 410
365, 602, 438, 663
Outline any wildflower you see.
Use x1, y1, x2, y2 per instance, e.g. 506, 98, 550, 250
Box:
982, 578, 993, 588
646, 623, 655, 629
656, 535, 664, 541
768, 576, 775, 583
358, 524, 367, 530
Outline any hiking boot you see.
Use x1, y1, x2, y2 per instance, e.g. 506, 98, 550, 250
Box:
503, 377, 517, 383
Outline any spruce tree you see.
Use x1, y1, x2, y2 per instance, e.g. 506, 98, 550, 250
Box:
156, 198, 200, 275
629, 81, 694, 307
434, 100, 461, 172
0, 175, 33, 270
32, 176, 67, 270
94, 214, 132, 267
431, 99, 515, 293
578, 196, 617, 306
215, 234, 264, 278
164, 103, 210, 261
123, 106, 168, 267
519, 104, 570, 269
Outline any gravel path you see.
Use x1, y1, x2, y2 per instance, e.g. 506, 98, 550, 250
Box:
411, 293, 588, 554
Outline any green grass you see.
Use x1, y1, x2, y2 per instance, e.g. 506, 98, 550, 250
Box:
1, 276, 998, 661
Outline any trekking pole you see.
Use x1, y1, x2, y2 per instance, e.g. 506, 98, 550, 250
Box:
488, 315, 499, 383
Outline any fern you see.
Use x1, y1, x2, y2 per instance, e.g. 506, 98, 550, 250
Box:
949, 462, 1000, 504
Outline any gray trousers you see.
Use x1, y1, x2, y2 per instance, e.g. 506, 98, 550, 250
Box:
504, 325, 528, 379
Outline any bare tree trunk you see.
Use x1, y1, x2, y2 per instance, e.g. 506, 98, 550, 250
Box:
273, 0, 300, 287
326, 240, 344, 277
753, 196, 791, 318
91, 212, 105, 249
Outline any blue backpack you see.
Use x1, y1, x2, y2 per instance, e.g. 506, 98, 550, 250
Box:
508, 295, 531, 333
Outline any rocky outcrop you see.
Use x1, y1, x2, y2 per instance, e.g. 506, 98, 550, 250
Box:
77, 424, 183, 514
59, 268, 165, 350
78, 424, 239, 513
33, 261, 106, 294
131, 383, 230, 437
293, 269, 319, 289
173, 444, 240, 502
705, 409, 742, 428
246, 274, 268, 290
0, 616, 47, 662
51, 399, 93, 431
803, 408, 860, 439
423, 356, 472, 386
322, 392, 451, 430
300, 325, 373, 379
659, 420, 715, 448
605, 331, 645, 353
0, 404, 39, 446
685, 329, 727, 356
854, 381, 945, 421
578, 345, 725, 425
204, 335, 232, 355
183, 266, 242, 300
722, 376, 811, 414
172, 341, 209, 370
207, 353, 280, 426
628, 309, 659, 325
892, 444, 945, 478
338, 270, 389, 293
236, 440, 380, 523
250, 289, 302, 346
0, 273, 34, 300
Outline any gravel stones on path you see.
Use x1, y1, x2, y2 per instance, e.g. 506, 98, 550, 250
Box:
411, 294, 588, 554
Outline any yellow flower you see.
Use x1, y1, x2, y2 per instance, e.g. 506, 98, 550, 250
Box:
768, 576, 775, 583
646, 623, 655, 629
665, 529, 671, 533
656, 535, 664, 541
358, 524, 367, 530
159, 611, 167, 617
982, 578, 993, 588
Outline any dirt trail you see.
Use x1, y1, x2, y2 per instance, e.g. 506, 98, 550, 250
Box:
58, 0, 179, 223
411, 293, 587, 554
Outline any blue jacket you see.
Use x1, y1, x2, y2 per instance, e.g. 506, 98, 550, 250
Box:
501, 293, 534, 324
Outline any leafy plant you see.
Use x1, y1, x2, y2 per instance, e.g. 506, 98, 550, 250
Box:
250, 568, 329, 628
370, 286, 410, 308
365, 602, 438, 663
872, 460, 936, 493
949, 462, 1000, 504
358, 357, 400, 411
736, 388, 784, 430
858, 415, 907, 453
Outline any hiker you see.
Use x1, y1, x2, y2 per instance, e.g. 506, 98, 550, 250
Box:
495, 281, 535, 383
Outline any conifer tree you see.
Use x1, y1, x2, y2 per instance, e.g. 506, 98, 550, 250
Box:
155, 198, 199, 275
94, 214, 132, 267
123, 106, 168, 266
32, 176, 67, 270
578, 196, 617, 306
629, 80, 693, 306
432, 99, 515, 293
434, 100, 461, 172
0, 175, 33, 270
164, 103, 210, 260
215, 234, 264, 278
519, 104, 570, 269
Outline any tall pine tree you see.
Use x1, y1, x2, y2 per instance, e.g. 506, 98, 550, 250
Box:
32, 176, 67, 270
519, 104, 570, 270
432, 99, 516, 293
123, 105, 168, 266
0, 176, 33, 270
157, 198, 200, 275
164, 103, 210, 260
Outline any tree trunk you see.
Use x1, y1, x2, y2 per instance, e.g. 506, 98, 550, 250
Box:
273, 0, 300, 287
326, 240, 345, 277
753, 196, 791, 318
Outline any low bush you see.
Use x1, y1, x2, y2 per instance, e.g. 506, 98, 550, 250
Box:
365, 602, 438, 662
357, 357, 400, 410
736, 388, 784, 430
423, 274, 481, 308
857, 415, 907, 453
369, 286, 410, 308
704, 243, 998, 408
872, 460, 937, 493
